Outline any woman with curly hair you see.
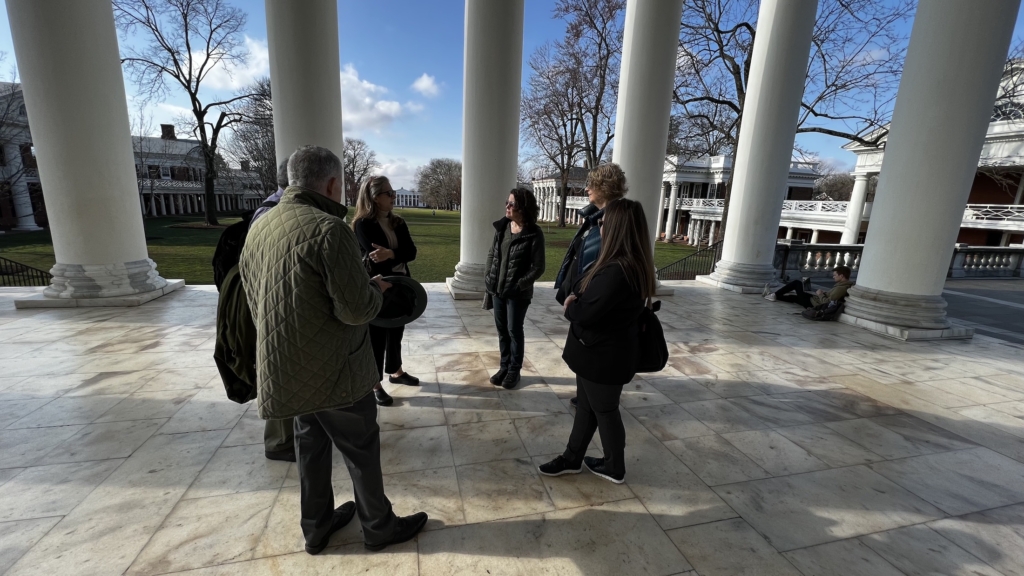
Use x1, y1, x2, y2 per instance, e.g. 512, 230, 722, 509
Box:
352, 175, 420, 406
553, 162, 627, 408
483, 187, 545, 389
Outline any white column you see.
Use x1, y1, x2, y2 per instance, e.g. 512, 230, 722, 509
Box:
7, 152, 40, 230
613, 0, 684, 244
148, 193, 157, 218
687, 218, 695, 243
999, 176, 1024, 245
706, 0, 817, 290
159, 194, 167, 216
841, 173, 870, 244
844, 0, 1019, 333
785, 227, 794, 240
266, 0, 345, 163
6, 0, 166, 298
664, 182, 680, 241
654, 183, 667, 240
448, 0, 524, 297
709, 221, 717, 244
689, 220, 699, 246
810, 229, 819, 244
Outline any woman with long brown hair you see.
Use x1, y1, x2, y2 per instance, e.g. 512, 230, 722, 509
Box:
538, 198, 655, 484
352, 175, 419, 406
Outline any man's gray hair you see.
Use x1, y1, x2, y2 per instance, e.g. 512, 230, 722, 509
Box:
288, 146, 343, 191
276, 158, 289, 189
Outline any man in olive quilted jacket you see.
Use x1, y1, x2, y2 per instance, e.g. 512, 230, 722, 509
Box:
240, 146, 426, 555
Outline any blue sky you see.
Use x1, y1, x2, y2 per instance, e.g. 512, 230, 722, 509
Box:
1, 1, 1024, 188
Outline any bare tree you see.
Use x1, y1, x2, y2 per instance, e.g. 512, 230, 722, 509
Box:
223, 77, 276, 198
811, 158, 854, 201
415, 158, 462, 210
673, 0, 914, 235
0, 55, 35, 229
114, 0, 254, 226
343, 138, 381, 206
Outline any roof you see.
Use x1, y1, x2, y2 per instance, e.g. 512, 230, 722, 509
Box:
534, 166, 589, 182
132, 136, 204, 158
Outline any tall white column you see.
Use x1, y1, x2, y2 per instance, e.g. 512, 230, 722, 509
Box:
840, 173, 870, 244
654, 183, 667, 239
613, 0, 684, 243
6, 0, 166, 298
999, 176, 1024, 245
266, 0, 345, 164
843, 0, 1019, 335
687, 218, 695, 243
8, 160, 40, 230
664, 182, 680, 241
709, 221, 717, 244
447, 0, 524, 297
785, 227, 794, 240
810, 229, 819, 244
159, 195, 167, 215
704, 0, 817, 291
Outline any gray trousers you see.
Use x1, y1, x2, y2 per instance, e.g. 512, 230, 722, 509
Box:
295, 392, 397, 547
264, 418, 293, 453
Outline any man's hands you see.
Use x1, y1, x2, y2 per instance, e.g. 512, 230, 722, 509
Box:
369, 243, 394, 263
371, 275, 392, 292
563, 293, 577, 314
815, 289, 825, 296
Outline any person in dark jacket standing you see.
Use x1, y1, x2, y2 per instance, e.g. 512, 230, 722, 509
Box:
483, 187, 545, 389
538, 198, 654, 484
353, 175, 420, 407
553, 163, 628, 408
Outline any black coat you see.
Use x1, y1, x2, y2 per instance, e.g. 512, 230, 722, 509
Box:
484, 217, 545, 300
561, 263, 644, 385
353, 217, 416, 278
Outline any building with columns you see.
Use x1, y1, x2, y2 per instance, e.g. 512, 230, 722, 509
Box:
531, 167, 588, 225
393, 187, 426, 209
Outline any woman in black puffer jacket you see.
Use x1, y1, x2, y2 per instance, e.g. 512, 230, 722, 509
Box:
483, 187, 545, 389
538, 198, 654, 485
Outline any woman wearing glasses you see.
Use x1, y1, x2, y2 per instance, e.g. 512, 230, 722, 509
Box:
539, 198, 654, 484
353, 175, 420, 406
483, 187, 545, 389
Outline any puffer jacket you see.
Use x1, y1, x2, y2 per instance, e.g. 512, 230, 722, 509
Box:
484, 217, 546, 300
554, 203, 603, 304
239, 187, 383, 420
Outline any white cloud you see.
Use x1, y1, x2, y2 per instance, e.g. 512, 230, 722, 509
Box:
341, 64, 417, 133
379, 157, 421, 189
410, 73, 440, 97
199, 36, 270, 91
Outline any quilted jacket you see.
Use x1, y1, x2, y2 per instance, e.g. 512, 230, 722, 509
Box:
239, 187, 383, 419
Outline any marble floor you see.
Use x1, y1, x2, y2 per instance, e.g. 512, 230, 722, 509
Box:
2, 282, 1024, 575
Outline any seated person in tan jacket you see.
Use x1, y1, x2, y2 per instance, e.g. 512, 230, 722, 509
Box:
763, 265, 854, 308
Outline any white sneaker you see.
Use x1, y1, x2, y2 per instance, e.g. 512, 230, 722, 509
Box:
762, 282, 772, 297
764, 293, 777, 302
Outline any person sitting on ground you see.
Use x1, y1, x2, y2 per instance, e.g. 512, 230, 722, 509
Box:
763, 265, 854, 308
240, 145, 427, 556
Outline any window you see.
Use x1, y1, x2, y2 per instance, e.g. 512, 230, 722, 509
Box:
148, 165, 160, 179
160, 165, 171, 179
19, 143, 36, 169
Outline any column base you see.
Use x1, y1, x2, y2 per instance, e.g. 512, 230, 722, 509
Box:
446, 261, 486, 300
15, 279, 185, 309
705, 259, 775, 292
843, 285, 952, 330
445, 277, 485, 301
44, 258, 168, 299
837, 313, 974, 341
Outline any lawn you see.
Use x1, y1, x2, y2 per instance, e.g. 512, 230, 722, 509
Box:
0, 208, 696, 285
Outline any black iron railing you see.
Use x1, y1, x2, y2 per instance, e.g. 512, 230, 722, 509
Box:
656, 240, 723, 280
0, 255, 51, 287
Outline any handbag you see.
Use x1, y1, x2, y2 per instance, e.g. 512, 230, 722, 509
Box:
635, 297, 669, 373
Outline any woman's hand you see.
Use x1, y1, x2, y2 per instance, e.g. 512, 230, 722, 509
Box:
563, 293, 577, 314
370, 243, 394, 263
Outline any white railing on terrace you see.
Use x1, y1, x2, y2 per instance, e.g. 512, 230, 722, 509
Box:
962, 204, 1024, 222
139, 178, 204, 190
781, 200, 849, 213
677, 198, 726, 208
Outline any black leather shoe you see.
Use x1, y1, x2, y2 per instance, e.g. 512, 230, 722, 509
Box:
584, 456, 625, 484
569, 397, 578, 409
364, 512, 429, 552
489, 368, 508, 386
389, 372, 420, 386
374, 387, 394, 406
265, 448, 296, 462
305, 501, 356, 555
501, 370, 521, 390
538, 455, 582, 477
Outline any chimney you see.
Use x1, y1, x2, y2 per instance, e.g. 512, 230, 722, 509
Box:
240, 160, 251, 172
160, 124, 176, 140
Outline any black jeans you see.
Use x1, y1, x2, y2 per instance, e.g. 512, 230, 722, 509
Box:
294, 392, 397, 547
563, 375, 626, 476
492, 294, 530, 371
369, 324, 405, 380
774, 280, 813, 308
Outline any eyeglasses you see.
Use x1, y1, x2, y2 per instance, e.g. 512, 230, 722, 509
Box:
505, 201, 517, 208
380, 190, 395, 198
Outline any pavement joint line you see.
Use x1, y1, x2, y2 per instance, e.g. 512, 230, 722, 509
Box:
942, 288, 1024, 310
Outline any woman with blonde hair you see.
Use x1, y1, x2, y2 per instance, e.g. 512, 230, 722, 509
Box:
539, 198, 655, 484
553, 162, 627, 408
352, 175, 419, 406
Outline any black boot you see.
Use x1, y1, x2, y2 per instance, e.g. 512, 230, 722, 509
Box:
501, 369, 521, 390
374, 387, 393, 406
489, 368, 508, 385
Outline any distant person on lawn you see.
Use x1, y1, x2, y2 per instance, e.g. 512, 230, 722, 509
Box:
763, 266, 854, 308
352, 175, 421, 407
240, 145, 426, 555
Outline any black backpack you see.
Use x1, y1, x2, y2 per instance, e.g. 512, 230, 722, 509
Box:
635, 298, 669, 372
211, 197, 278, 290
801, 300, 845, 321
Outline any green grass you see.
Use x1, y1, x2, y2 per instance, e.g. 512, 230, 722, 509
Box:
0, 208, 696, 284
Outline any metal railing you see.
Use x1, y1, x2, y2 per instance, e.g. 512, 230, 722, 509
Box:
0, 255, 51, 287
656, 240, 723, 280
